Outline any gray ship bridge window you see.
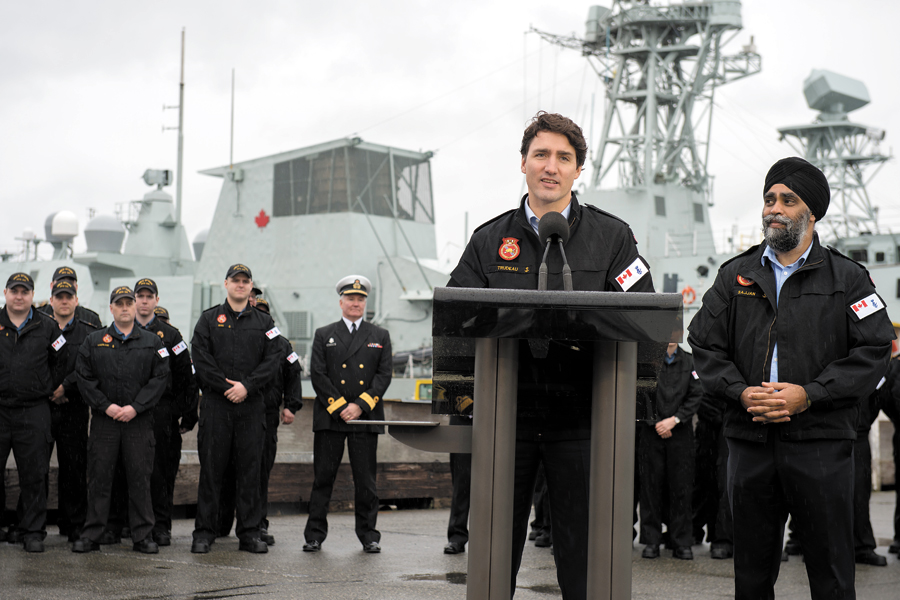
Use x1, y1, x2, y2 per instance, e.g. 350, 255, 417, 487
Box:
273, 147, 434, 224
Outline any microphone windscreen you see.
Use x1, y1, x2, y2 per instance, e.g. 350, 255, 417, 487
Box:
538, 211, 570, 245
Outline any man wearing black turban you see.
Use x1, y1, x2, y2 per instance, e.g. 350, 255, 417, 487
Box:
688, 157, 895, 599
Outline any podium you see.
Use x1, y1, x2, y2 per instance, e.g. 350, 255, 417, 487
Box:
430, 287, 682, 600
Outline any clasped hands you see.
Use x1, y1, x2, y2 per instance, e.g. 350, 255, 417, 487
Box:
104, 403, 138, 422
740, 382, 808, 424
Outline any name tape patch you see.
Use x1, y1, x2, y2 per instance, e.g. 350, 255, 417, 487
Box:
52, 335, 66, 351
286, 351, 299, 363
850, 294, 884, 320
158, 348, 169, 358
172, 340, 188, 355
615, 258, 649, 291
266, 326, 281, 340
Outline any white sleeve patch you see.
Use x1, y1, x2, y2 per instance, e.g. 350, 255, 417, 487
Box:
266, 326, 281, 340
52, 335, 66, 351
158, 348, 170, 358
286, 351, 299, 363
691, 370, 699, 380
876, 376, 886, 390
172, 340, 188, 355
615, 258, 649, 291
849, 293, 884, 320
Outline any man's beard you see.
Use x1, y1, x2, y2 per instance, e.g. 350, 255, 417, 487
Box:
762, 209, 811, 253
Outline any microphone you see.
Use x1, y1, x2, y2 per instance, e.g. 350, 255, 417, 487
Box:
537, 212, 572, 291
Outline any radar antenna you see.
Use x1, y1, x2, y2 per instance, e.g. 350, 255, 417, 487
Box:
777, 70, 891, 239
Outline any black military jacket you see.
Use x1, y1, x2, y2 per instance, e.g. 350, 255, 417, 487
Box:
57, 317, 102, 405
642, 349, 702, 425
76, 324, 170, 415
138, 315, 198, 413
688, 235, 894, 442
191, 302, 282, 404
0, 307, 64, 407
263, 335, 303, 415
448, 193, 655, 440
310, 320, 392, 434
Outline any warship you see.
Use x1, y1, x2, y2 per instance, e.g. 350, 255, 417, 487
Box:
3, 0, 896, 503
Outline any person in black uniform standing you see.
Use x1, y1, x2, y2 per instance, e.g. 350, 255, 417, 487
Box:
190, 264, 281, 554
47, 279, 100, 542
447, 112, 655, 599
132, 278, 198, 547
0, 273, 64, 552
639, 341, 702, 560
688, 157, 895, 599
72, 286, 169, 554
254, 297, 302, 546
38, 266, 103, 327
303, 275, 392, 554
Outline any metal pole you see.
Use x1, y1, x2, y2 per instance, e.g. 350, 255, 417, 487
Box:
230, 68, 235, 169
175, 28, 185, 227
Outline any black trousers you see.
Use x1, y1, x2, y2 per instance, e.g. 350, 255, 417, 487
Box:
304, 430, 379, 545
0, 403, 50, 541
193, 399, 265, 544
82, 411, 155, 544
894, 427, 900, 544
529, 464, 551, 536
150, 402, 174, 535
639, 423, 694, 549
728, 436, 855, 600
853, 434, 876, 554
510, 438, 590, 600
692, 418, 720, 543
260, 410, 280, 530
50, 401, 89, 536
164, 413, 183, 532
712, 423, 733, 546
447, 452, 471, 545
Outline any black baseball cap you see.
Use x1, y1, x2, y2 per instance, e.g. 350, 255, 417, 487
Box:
134, 278, 159, 295
226, 264, 252, 280
255, 298, 270, 313
6, 272, 34, 291
154, 306, 170, 320
110, 286, 135, 303
52, 266, 77, 282
51, 280, 77, 297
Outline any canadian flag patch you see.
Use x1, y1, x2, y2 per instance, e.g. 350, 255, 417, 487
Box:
615, 258, 649, 291
52, 335, 66, 351
266, 326, 281, 340
850, 294, 884, 320
286, 352, 299, 363
691, 370, 699, 380
172, 340, 188, 355
157, 348, 169, 358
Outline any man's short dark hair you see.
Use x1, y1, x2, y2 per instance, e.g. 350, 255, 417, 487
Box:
520, 111, 588, 168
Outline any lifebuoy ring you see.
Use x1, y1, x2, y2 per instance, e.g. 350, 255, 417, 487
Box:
681, 286, 696, 305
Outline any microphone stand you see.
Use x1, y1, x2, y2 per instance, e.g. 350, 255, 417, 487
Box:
558, 240, 573, 291
538, 238, 553, 291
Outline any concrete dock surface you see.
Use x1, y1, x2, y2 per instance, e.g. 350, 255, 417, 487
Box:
2, 491, 899, 599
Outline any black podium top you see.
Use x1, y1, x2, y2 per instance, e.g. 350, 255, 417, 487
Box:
432, 287, 682, 343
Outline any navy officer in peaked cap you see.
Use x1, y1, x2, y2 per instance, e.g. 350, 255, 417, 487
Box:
303, 275, 392, 554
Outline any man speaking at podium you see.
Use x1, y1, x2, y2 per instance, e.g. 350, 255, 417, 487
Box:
448, 111, 654, 599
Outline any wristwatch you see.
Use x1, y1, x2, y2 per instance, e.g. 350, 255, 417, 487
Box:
673, 416, 681, 425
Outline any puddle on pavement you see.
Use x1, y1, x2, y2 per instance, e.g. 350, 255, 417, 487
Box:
401, 572, 467, 585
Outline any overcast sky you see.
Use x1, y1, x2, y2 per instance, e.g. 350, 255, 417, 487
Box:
2, 0, 897, 266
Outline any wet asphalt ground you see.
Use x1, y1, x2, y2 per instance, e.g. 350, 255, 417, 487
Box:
2, 492, 898, 599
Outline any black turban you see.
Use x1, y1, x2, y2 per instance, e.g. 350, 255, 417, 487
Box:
763, 157, 830, 221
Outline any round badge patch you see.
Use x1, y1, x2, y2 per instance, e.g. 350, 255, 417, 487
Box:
217, 314, 227, 324
498, 237, 520, 261
102, 334, 113, 343
157, 331, 165, 338
736, 275, 754, 287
